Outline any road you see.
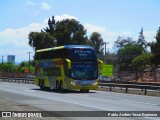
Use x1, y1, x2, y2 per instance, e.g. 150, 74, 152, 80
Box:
0, 82, 160, 120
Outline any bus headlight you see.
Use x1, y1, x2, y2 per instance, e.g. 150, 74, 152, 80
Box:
71, 81, 76, 85
92, 82, 97, 85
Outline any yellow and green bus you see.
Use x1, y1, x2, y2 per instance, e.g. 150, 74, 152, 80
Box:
34, 45, 103, 92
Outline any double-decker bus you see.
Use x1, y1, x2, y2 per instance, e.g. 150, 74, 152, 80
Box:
34, 45, 103, 92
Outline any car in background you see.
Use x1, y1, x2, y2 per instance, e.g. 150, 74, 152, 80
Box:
26, 75, 35, 79
98, 75, 111, 82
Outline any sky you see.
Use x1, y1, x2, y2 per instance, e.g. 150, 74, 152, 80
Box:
0, 0, 160, 63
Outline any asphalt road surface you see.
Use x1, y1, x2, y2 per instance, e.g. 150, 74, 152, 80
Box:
0, 82, 160, 120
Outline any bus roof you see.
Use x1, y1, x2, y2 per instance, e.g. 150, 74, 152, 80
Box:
64, 45, 93, 49
36, 45, 94, 53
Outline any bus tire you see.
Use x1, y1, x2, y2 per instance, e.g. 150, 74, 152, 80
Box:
80, 89, 84, 93
56, 81, 60, 92
85, 90, 89, 93
60, 81, 64, 93
40, 79, 44, 90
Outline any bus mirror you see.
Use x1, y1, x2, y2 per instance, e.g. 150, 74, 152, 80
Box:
65, 59, 71, 69
98, 59, 103, 69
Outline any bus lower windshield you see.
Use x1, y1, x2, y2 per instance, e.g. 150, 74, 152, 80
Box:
71, 62, 98, 80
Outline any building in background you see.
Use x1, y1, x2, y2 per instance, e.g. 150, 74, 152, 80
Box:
7, 55, 15, 65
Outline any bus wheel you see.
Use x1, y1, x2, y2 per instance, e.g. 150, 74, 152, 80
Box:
56, 81, 59, 92
59, 81, 64, 93
85, 90, 89, 93
40, 80, 44, 90
80, 89, 84, 93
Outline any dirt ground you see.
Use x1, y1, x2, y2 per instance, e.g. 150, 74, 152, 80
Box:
0, 96, 68, 120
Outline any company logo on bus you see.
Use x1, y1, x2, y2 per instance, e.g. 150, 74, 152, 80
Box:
73, 49, 92, 54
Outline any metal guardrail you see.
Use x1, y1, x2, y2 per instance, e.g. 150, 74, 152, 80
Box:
0, 77, 34, 84
99, 81, 160, 86
99, 82, 160, 95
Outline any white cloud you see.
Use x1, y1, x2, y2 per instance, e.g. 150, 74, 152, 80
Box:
27, 1, 36, 6
54, 14, 77, 22
40, 2, 52, 10
83, 22, 157, 53
0, 14, 157, 62
0, 14, 77, 62
83, 23, 117, 51
0, 23, 43, 47
144, 31, 156, 43
84, 23, 107, 34
0, 23, 45, 62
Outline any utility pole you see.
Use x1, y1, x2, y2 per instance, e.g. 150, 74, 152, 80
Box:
103, 42, 109, 55
27, 52, 32, 74
103, 42, 109, 63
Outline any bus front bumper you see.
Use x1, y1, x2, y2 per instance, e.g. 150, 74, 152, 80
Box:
70, 80, 98, 90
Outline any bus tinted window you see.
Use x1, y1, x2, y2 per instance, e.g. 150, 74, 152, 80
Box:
35, 49, 69, 60
45, 67, 61, 76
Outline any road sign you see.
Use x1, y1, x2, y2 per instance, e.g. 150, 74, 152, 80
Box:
102, 64, 113, 76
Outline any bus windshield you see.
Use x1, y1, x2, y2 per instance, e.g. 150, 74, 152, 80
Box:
71, 62, 98, 80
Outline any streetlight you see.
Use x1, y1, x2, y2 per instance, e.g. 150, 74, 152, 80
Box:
102, 42, 109, 64
27, 52, 32, 74
103, 42, 109, 56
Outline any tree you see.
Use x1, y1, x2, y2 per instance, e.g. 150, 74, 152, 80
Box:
54, 19, 88, 46
150, 27, 160, 81
0, 63, 18, 73
117, 44, 144, 71
28, 16, 105, 60
114, 36, 135, 51
150, 27, 160, 63
28, 32, 54, 51
18, 61, 35, 73
42, 16, 56, 36
118, 44, 143, 59
90, 32, 104, 58
132, 53, 153, 81
137, 28, 148, 52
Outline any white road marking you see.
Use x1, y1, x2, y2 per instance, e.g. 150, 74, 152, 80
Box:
120, 100, 158, 106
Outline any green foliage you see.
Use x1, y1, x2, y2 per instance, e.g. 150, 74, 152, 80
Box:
132, 53, 153, 71
0, 63, 18, 73
18, 61, 35, 73
114, 36, 135, 50
150, 27, 160, 66
118, 44, 143, 58
28, 32, 54, 51
90, 32, 104, 57
54, 19, 88, 46
28, 16, 104, 60
117, 44, 144, 71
